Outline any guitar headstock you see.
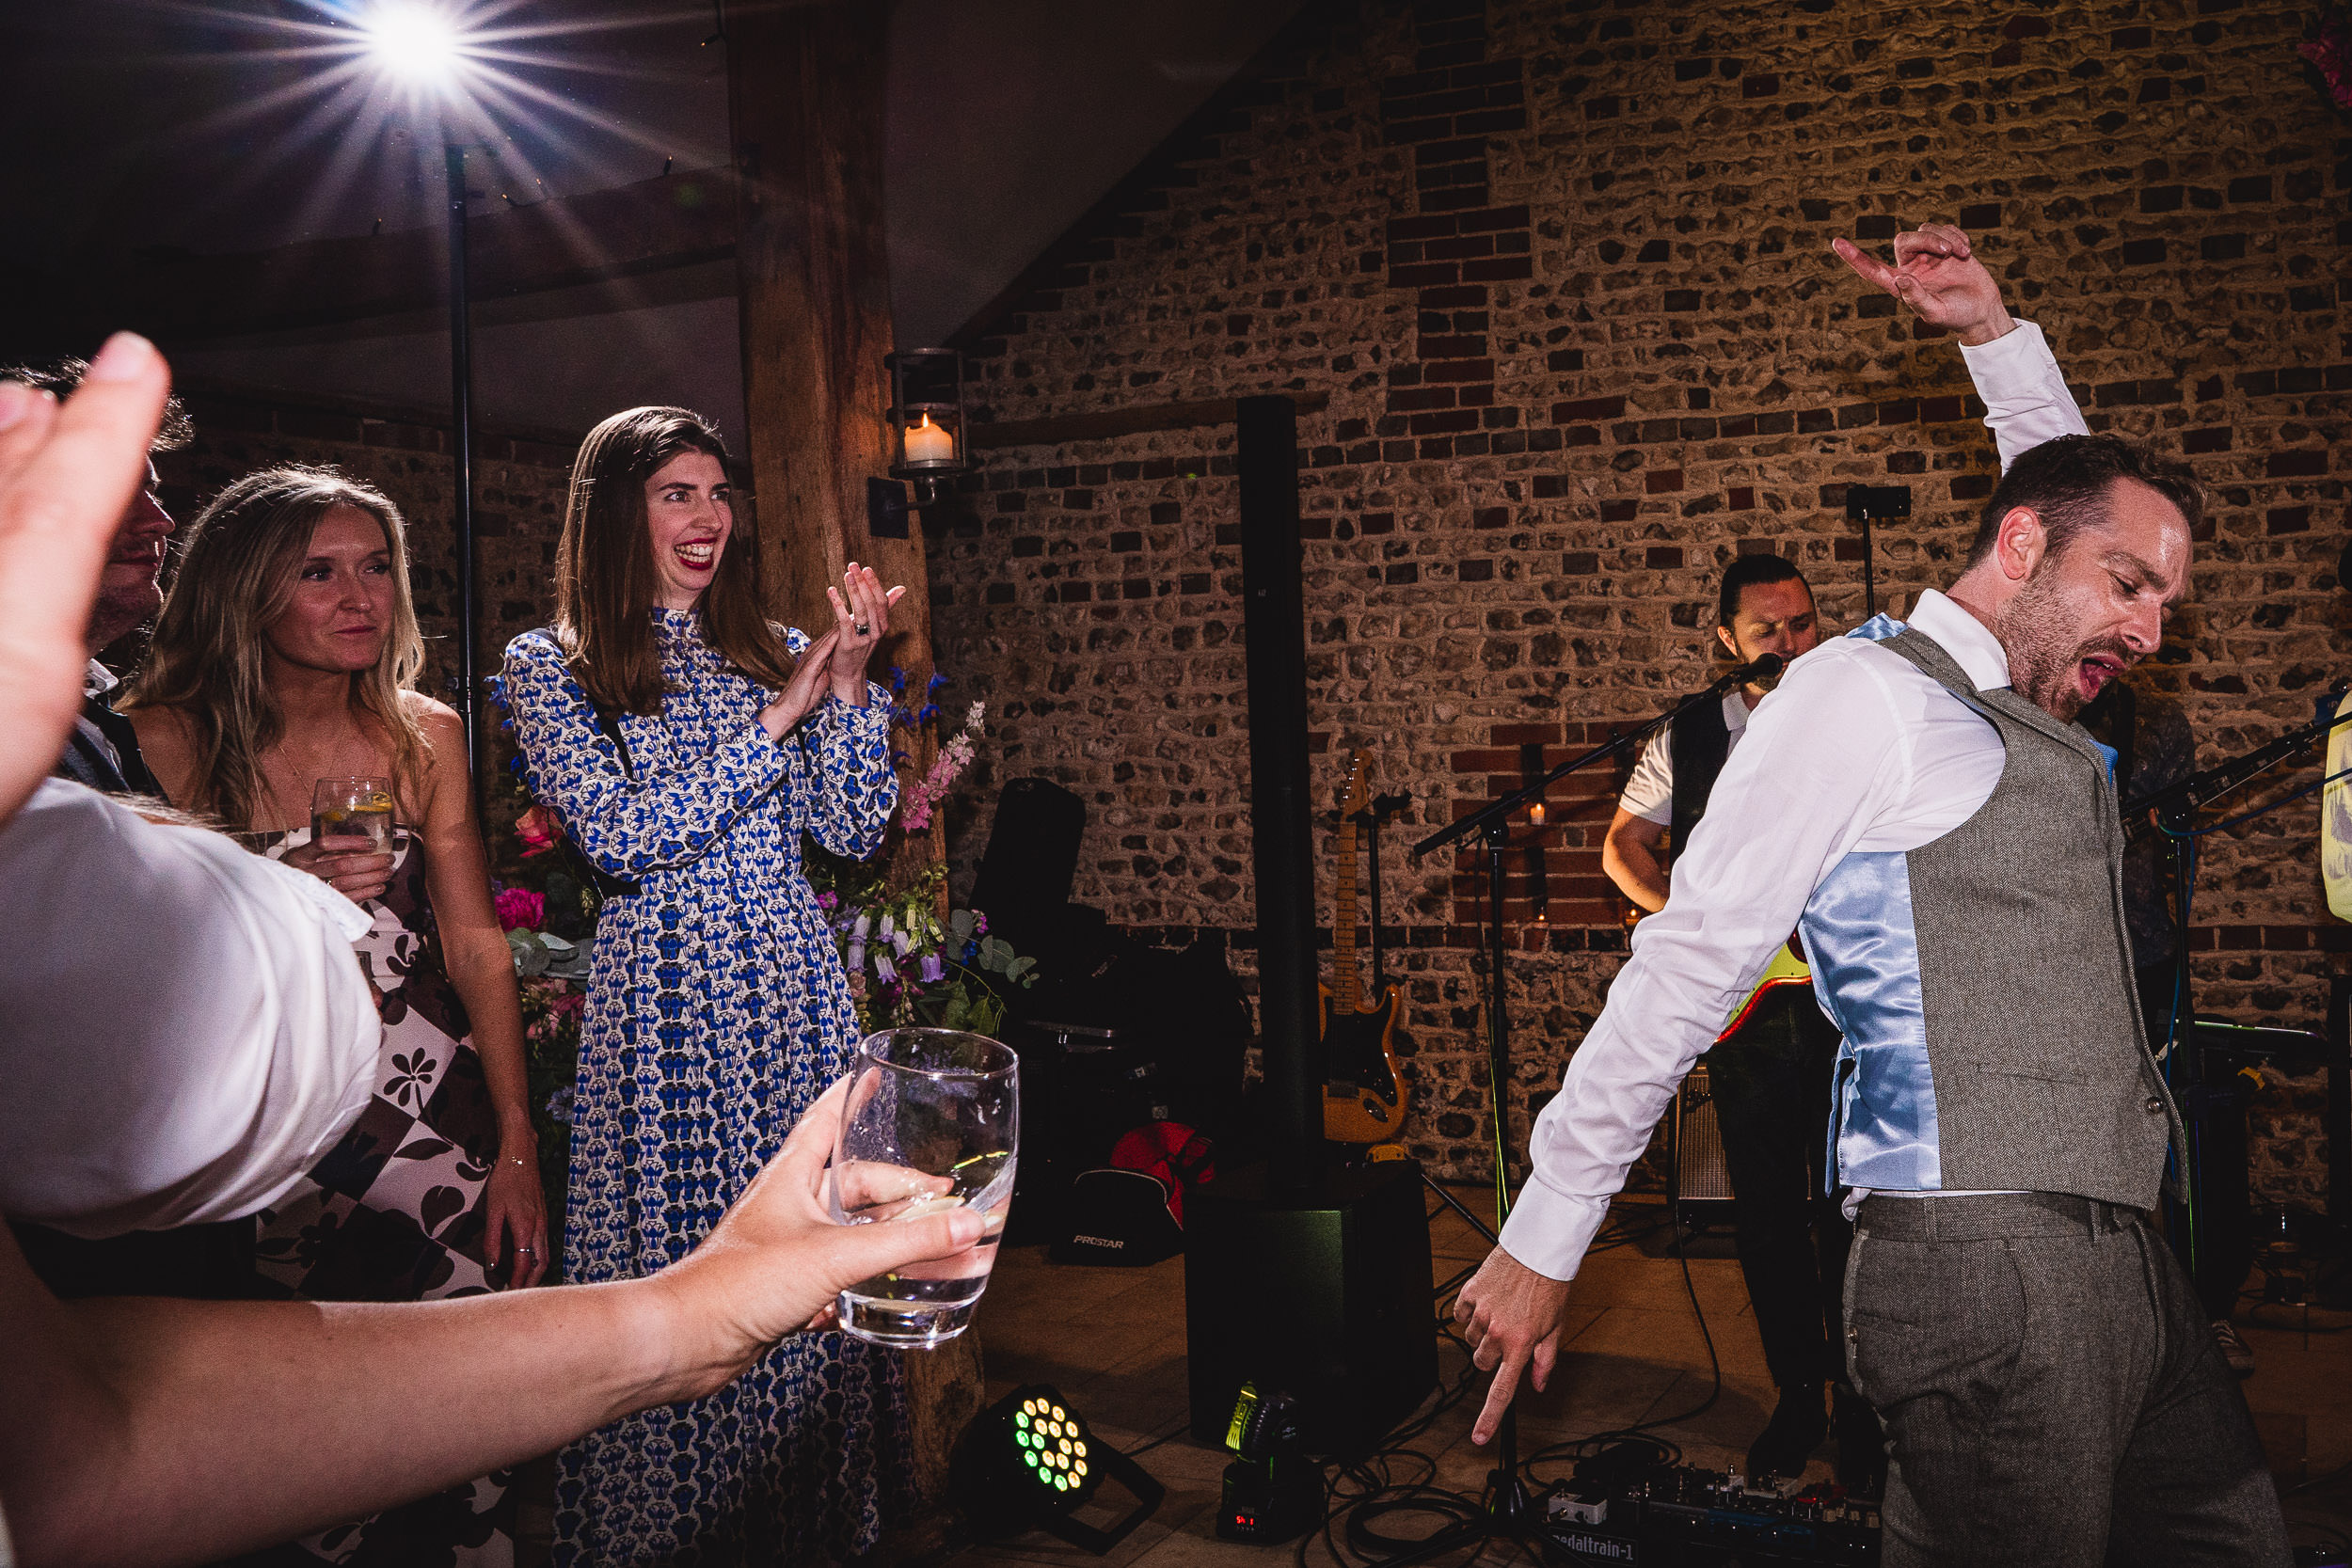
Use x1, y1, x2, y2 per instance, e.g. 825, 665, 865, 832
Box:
1338, 750, 1373, 820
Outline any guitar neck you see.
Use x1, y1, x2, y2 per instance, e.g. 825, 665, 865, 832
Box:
1333, 820, 1360, 1010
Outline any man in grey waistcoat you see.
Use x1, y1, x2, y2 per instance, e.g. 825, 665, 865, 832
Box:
1454, 223, 2289, 1565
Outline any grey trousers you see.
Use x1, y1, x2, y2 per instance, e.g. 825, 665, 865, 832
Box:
1845, 1193, 2289, 1567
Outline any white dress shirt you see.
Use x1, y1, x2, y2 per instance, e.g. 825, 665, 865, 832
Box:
1619, 689, 1755, 827
1500, 320, 2091, 1281
0, 779, 381, 1238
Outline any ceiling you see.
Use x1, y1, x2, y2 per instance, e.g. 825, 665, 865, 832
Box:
0, 0, 1306, 446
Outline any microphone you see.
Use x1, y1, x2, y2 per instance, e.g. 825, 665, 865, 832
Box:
1716, 652, 1784, 691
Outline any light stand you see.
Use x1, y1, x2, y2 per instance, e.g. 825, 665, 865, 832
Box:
1844, 483, 1911, 621
444, 139, 480, 783
358, 4, 485, 793
1402, 654, 1783, 1560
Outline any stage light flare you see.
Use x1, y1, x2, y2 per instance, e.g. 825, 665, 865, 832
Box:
362, 2, 468, 86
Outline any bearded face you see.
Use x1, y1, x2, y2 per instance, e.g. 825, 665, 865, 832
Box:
1993, 565, 2137, 723
1988, 479, 2190, 723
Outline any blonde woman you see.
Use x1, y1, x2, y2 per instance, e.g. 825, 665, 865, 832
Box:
124, 464, 539, 1566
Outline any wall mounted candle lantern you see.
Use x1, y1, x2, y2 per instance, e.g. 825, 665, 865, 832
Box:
888, 346, 970, 491
869, 348, 971, 538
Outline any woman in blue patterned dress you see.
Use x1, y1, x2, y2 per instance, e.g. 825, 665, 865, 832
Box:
499, 406, 910, 1565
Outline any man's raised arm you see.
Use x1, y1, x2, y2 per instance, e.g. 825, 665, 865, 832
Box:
1834, 222, 2088, 471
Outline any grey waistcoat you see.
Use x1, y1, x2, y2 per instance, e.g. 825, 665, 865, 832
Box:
1797, 627, 2189, 1210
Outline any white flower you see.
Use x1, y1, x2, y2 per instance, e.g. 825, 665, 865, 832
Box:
966, 701, 986, 729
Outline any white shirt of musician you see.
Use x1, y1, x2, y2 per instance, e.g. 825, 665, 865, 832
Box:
1618, 689, 1755, 828
1502, 321, 2092, 1282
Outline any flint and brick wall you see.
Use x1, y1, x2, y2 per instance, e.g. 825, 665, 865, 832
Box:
930, 0, 2352, 1205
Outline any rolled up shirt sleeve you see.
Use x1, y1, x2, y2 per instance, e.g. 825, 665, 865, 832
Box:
1958, 319, 2090, 473
0, 781, 380, 1238
1497, 642, 1914, 1279
1617, 732, 1674, 827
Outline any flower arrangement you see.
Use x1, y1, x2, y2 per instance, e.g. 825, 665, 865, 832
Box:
901, 702, 986, 832
819, 863, 1037, 1035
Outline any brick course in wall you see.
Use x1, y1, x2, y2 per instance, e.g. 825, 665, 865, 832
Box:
930, 0, 2352, 1206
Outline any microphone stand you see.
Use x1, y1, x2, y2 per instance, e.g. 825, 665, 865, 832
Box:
2120, 676, 2351, 1290
1397, 655, 1780, 1560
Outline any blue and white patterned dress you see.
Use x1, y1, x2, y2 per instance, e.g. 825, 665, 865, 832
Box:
500, 610, 906, 1566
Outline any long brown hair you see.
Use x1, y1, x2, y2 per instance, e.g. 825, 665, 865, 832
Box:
124, 465, 431, 829
554, 405, 796, 713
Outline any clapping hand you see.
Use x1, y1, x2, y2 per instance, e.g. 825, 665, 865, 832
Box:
823, 562, 904, 705
758, 626, 843, 740
1831, 223, 2013, 346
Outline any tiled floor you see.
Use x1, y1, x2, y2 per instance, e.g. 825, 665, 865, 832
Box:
946, 1188, 2352, 1567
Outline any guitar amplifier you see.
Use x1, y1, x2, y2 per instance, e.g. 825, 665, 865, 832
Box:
1672, 1063, 1736, 1228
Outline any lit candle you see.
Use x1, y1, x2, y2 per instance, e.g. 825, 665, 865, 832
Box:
904, 413, 954, 464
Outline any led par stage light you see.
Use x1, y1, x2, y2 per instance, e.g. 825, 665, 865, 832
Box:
954, 1384, 1165, 1555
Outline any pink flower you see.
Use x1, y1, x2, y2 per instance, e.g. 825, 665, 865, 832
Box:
516, 803, 565, 858
494, 887, 546, 932
900, 722, 981, 832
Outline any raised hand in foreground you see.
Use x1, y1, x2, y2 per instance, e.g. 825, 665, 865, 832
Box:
0, 332, 171, 825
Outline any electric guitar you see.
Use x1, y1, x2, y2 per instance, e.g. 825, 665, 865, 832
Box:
1718, 935, 1813, 1041
1322, 752, 1406, 1142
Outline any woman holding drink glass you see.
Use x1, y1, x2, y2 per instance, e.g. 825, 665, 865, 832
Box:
499, 405, 911, 1565
123, 465, 542, 1561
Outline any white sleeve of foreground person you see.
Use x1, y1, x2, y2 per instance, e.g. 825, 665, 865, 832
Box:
0, 780, 380, 1237
1496, 640, 1919, 1280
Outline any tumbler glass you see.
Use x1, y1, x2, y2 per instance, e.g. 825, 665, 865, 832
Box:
827, 1028, 1019, 1346
311, 775, 395, 851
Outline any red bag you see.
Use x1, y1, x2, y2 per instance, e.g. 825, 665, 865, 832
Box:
1107, 1122, 1215, 1227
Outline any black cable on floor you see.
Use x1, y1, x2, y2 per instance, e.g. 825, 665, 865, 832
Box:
1300, 1216, 1724, 1566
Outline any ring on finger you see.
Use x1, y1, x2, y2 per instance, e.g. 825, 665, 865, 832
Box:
852, 621, 869, 636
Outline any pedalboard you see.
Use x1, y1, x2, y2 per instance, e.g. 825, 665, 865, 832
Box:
1541, 1465, 1882, 1564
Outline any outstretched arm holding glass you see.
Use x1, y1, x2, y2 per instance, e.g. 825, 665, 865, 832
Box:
0, 342, 991, 1568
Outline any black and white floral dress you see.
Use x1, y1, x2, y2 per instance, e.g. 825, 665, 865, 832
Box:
240, 824, 513, 1566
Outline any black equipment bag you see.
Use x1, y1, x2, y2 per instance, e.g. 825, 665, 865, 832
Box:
1049, 1168, 1184, 1268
